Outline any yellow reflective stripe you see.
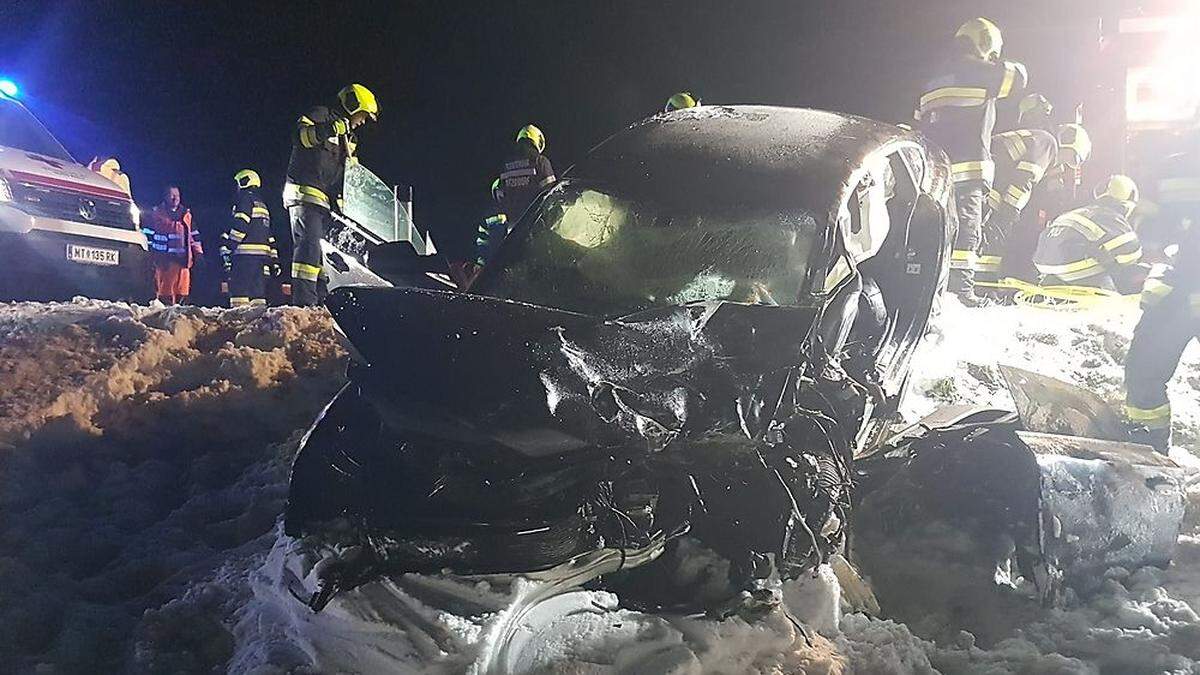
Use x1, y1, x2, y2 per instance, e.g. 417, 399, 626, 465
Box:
234, 212, 251, 223
976, 254, 1003, 271
1113, 248, 1143, 264
299, 126, 320, 149
1016, 161, 1045, 181
1005, 184, 1031, 209
233, 243, 273, 255
291, 262, 322, 281
538, 174, 557, 187
919, 87, 988, 110
251, 207, 271, 219
1101, 231, 1138, 251
283, 183, 330, 207
998, 62, 1018, 98
1125, 403, 1171, 426
1036, 258, 1102, 277
297, 116, 319, 148
999, 133, 1027, 162
987, 189, 1003, 210
230, 296, 251, 306
1054, 213, 1105, 241
951, 160, 995, 184
229, 229, 246, 241
950, 249, 978, 270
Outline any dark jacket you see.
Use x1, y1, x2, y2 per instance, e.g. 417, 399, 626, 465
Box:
223, 188, 277, 263
987, 129, 1058, 219
284, 105, 354, 209
1034, 196, 1143, 292
917, 53, 1027, 184
499, 146, 555, 221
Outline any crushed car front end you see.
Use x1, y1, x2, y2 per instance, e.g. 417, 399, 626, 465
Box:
284, 106, 954, 612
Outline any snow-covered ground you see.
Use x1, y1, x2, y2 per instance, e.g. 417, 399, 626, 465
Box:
2, 296, 1200, 673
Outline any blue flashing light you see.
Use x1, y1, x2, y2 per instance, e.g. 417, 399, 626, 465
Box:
0, 79, 18, 98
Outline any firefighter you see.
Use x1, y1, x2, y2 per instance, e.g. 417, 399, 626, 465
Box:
499, 124, 556, 221
474, 177, 509, 268
1033, 175, 1144, 293
664, 91, 700, 112
284, 83, 379, 306
144, 185, 202, 305
916, 17, 1028, 305
1124, 172, 1200, 452
1015, 93, 1054, 131
976, 123, 1092, 287
222, 169, 278, 307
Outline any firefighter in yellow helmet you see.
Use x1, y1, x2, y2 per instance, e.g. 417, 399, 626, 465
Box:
1124, 159, 1200, 452
664, 91, 700, 113
916, 17, 1028, 305
975, 123, 1092, 289
222, 169, 278, 307
498, 124, 556, 220
283, 83, 379, 305
1033, 175, 1145, 293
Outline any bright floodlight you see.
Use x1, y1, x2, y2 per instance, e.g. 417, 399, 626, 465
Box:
0, 79, 18, 98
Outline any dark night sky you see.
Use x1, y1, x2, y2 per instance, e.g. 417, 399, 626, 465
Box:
2, 0, 1128, 258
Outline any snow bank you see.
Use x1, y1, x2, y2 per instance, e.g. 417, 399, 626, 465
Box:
907, 298, 1200, 447
6, 296, 1200, 674
0, 299, 345, 672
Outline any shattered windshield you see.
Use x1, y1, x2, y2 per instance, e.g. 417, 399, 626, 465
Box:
0, 98, 73, 161
481, 181, 819, 317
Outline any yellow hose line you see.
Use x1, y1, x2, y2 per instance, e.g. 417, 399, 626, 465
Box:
975, 277, 1139, 309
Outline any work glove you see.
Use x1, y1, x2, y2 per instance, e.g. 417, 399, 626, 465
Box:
331, 117, 351, 137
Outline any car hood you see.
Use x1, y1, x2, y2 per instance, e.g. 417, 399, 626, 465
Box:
0, 146, 130, 200
328, 286, 819, 457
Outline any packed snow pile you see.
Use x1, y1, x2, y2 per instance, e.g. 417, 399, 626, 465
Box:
3, 297, 1200, 673
0, 299, 345, 672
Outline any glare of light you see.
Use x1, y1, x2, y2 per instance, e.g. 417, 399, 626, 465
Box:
0, 79, 18, 98
1126, 10, 1200, 125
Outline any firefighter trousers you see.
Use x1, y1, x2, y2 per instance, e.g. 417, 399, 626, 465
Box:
229, 255, 268, 306
1124, 291, 1200, 452
289, 204, 329, 306
949, 180, 986, 294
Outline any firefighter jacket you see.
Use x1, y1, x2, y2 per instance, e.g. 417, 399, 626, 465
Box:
916, 54, 1027, 185
143, 204, 201, 267
1033, 197, 1144, 292
987, 129, 1057, 218
285, 105, 354, 210
221, 188, 278, 267
499, 151, 555, 220
474, 212, 510, 267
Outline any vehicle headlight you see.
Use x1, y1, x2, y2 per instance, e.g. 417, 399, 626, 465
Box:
129, 202, 140, 226
0, 178, 11, 203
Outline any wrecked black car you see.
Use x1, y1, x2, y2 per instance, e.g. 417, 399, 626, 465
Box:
284, 106, 955, 612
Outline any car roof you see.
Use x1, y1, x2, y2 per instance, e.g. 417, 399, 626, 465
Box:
568, 105, 923, 221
